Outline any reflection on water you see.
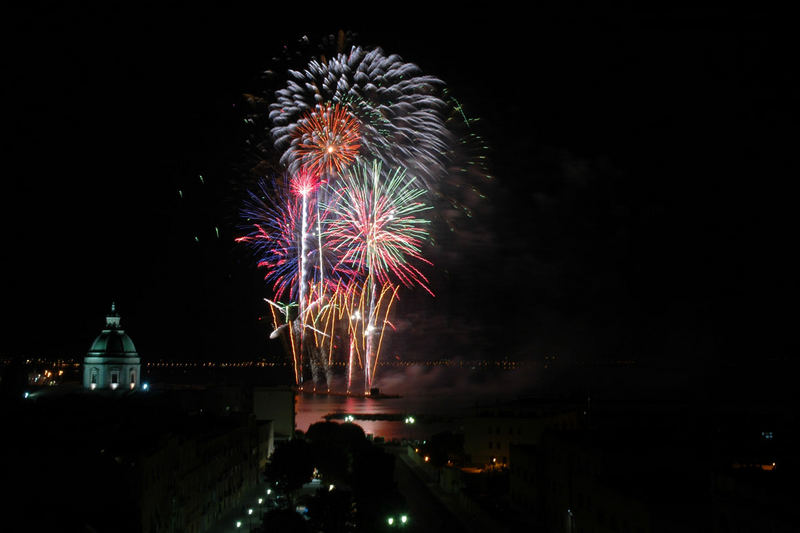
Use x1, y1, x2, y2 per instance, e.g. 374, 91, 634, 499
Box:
295, 392, 470, 440
295, 366, 528, 440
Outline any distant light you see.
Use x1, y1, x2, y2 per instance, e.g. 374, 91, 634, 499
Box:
424, 456, 429, 462
247, 508, 253, 515
401, 515, 408, 524
23, 392, 29, 399
258, 498, 263, 504
328, 484, 335, 492
235, 520, 242, 528
142, 383, 149, 391
387, 517, 395, 525
266, 489, 272, 495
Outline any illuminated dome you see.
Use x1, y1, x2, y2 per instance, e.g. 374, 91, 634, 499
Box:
87, 305, 138, 357
83, 303, 141, 391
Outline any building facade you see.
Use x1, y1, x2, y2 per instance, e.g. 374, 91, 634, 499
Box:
83, 303, 141, 390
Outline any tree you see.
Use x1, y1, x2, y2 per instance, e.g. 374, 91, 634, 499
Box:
306, 421, 367, 485
264, 438, 314, 506
258, 508, 310, 533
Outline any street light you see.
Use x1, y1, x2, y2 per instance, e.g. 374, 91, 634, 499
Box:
387, 514, 409, 527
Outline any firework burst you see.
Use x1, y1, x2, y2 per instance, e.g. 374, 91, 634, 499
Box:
322, 159, 433, 392
235, 35, 491, 394
323, 160, 434, 295
236, 173, 346, 301
292, 102, 361, 176
270, 45, 451, 190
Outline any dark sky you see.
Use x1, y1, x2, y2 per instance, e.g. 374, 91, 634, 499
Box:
4, 6, 797, 371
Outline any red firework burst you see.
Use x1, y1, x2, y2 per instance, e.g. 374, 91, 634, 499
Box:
293, 103, 361, 175
289, 168, 324, 198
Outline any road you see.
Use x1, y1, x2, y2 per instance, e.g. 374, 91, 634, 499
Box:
392, 450, 487, 533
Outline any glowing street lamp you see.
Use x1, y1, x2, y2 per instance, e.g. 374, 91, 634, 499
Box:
387, 514, 409, 527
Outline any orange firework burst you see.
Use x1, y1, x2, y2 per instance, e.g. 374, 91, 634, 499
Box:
293, 103, 361, 175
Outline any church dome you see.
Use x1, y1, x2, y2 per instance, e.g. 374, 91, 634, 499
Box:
87, 303, 138, 358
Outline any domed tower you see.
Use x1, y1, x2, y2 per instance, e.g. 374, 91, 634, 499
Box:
83, 303, 141, 390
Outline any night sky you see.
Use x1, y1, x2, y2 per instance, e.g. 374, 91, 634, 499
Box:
5, 7, 797, 376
